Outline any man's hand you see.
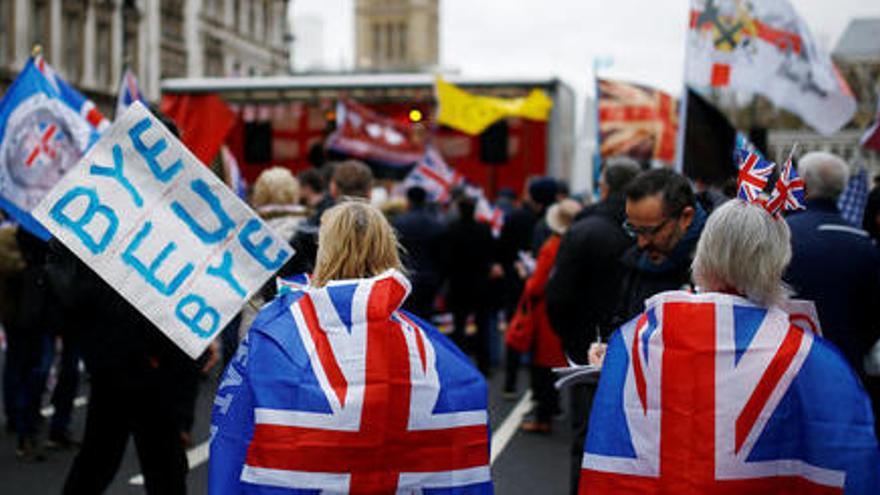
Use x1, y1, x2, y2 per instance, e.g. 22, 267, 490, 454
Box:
201, 340, 221, 374
588, 342, 608, 367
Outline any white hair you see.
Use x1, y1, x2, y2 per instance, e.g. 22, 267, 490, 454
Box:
252, 166, 300, 207
692, 200, 791, 307
797, 151, 849, 200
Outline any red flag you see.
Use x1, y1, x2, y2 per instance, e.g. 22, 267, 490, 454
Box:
860, 98, 880, 153
326, 98, 425, 167
160, 93, 236, 164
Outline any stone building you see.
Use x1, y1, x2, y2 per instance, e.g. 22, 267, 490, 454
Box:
0, 0, 290, 113
354, 0, 438, 72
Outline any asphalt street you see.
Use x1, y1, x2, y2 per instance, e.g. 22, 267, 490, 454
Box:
0, 344, 573, 494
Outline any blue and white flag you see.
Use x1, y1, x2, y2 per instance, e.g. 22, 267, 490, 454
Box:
0, 57, 101, 238
838, 167, 869, 228
210, 269, 493, 494
115, 68, 145, 120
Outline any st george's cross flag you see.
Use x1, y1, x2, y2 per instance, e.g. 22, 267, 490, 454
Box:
580, 291, 880, 494
210, 269, 493, 494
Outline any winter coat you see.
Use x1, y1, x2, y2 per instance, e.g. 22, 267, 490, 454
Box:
785, 199, 880, 377
546, 194, 633, 364
523, 234, 566, 367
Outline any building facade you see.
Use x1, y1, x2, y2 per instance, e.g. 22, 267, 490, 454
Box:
355, 0, 438, 72
0, 0, 290, 114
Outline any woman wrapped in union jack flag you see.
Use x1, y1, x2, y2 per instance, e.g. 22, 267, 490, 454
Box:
209, 200, 493, 494
579, 198, 880, 494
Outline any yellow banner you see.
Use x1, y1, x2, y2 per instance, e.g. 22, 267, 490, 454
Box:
435, 77, 553, 135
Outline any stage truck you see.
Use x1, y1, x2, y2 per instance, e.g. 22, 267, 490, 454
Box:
161, 73, 575, 198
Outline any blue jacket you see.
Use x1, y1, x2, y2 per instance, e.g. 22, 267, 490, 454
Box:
785, 199, 880, 377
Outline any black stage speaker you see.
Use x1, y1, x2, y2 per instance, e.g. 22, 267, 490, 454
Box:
479, 120, 509, 164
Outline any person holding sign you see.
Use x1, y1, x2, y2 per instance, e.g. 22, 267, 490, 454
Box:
31, 101, 292, 494
209, 201, 493, 494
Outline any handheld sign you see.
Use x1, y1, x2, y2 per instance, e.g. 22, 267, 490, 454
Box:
32, 101, 293, 359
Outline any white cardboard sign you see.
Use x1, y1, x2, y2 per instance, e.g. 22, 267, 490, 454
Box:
33, 101, 292, 358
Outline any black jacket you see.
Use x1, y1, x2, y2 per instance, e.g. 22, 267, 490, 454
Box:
546, 195, 633, 363
785, 199, 880, 377
393, 206, 446, 286
444, 216, 495, 310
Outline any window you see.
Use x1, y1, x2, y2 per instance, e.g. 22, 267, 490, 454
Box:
372, 23, 381, 65
234, 0, 241, 31
263, 0, 271, 43
30, 0, 50, 54
398, 23, 407, 62
95, 19, 112, 88
61, 5, 84, 83
122, 3, 141, 75
0, 0, 10, 65
249, 1, 256, 37
385, 23, 394, 62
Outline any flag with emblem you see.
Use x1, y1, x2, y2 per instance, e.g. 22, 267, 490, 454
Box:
735, 147, 775, 202
0, 57, 101, 238
580, 290, 880, 494
35, 55, 109, 132
209, 269, 493, 494
598, 78, 679, 163
686, 0, 856, 135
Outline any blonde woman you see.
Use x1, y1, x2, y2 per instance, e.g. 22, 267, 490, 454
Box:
251, 166, 308, 241
209, 201, 493, 495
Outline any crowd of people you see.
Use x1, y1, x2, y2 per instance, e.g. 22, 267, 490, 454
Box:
2, 138, 880, 493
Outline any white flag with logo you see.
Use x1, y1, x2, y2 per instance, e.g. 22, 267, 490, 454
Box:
686, 0, 856, 135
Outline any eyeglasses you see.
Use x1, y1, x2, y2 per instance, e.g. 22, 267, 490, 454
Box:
622, 217, 672, 238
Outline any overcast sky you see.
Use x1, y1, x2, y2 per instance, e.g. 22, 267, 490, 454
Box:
291, 0, 880, 96
289, 1, 879, 190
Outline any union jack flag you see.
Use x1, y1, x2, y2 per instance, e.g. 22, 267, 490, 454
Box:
580, 291, 880, 494
402, 146, 465, 203
210, 270, 493, 494
597, 78, 679, 163
115, 68, 144, 120
736, 148, 775, 202
765, 154, 806, 216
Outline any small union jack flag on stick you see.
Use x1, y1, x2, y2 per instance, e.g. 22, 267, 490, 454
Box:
736, 148, 775, 202
765, 145, 805, 217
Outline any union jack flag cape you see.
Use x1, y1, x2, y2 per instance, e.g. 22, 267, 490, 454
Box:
210, 269, 493, 494
581, 291, 880, 494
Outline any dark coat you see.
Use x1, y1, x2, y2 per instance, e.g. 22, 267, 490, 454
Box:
545, 195, 633, 363
444, 216, 494, 311
785, 199, 880, 377
393, 206, 446, 286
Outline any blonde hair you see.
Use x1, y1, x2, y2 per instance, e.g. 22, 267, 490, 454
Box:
252, 167, 300, 207
692, 200, 791, 307
312, 201, 403, 287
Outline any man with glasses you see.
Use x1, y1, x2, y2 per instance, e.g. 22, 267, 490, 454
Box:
615, 169, 709, 324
